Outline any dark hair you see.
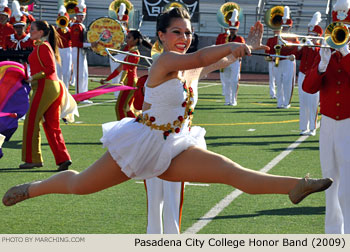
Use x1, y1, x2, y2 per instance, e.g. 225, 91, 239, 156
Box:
156, 7, 191, 42
128, 29, 153, 50
32, 20, 62, 64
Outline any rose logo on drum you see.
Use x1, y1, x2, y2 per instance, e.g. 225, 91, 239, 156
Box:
99, 30, 113, 43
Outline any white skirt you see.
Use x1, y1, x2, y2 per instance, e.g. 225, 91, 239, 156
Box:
100, 118, 206, 180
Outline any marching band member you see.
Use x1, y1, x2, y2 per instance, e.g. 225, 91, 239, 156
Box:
70, 0, 95, 104
6, 0, 33, 51
117, 2, 129, 30
303, 0, 350, 234
20, 20, 72, 171
56, 5, 72, 90
100, 30, 151, 120
0, 0, 14, 49
145, 177, 184, 234
221, 9, 245, 106
109, 1, 131, 99
20, 3, 35, 34
215, 28, 229, 96
274, 6, 298, 109
265, 30, 280, 99
294, 12, 322, 136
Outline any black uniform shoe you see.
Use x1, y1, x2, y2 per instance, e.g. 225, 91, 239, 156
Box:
57, 160, 72, 171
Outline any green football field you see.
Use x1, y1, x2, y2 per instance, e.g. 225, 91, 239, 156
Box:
0, 79, 326, 234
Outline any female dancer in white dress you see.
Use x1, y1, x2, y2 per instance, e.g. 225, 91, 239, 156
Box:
3, 7, 332, 209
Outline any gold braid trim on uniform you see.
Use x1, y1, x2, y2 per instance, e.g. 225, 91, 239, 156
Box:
135, 81, 195, 140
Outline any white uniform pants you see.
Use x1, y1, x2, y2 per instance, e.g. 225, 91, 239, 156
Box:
268, 61, 276, 98
223, 60, 240, 105
71, 47, 89, 94
57, 47, 72, 89
145, 177, 183, 234
109, 56, 123, 99
298, 72, 319, 131
320, 116, 350, 234
274, 59, 296, 107
220, 70, 225, 96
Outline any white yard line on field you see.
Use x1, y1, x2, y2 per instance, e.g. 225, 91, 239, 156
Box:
183, 122, 320, 234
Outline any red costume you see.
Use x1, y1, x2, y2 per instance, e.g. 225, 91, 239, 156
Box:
57, 27, 72, 48
215, 32, 227, 45
105, 46, 139, 119
70, 22, 84, 48
0, 23, 14, 49
22, 41, 71, 165
5, 32, 33, 50
303, 52, 350, 120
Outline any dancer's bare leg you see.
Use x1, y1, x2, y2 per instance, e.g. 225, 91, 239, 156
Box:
29, 151, 129, 198
159, 147, 298, 194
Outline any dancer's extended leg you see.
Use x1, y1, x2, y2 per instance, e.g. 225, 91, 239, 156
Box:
3, 151, 129, 206
159, 147, 331, 200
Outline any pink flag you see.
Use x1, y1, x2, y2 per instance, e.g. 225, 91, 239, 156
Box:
72, 85, 136, 102
0, 112, 17, 118
28, 3, 34, 12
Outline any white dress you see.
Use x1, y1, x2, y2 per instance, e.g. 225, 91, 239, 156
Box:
100, 77, 206, 180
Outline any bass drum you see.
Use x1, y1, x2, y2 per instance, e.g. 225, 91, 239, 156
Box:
87, 17, 126, 56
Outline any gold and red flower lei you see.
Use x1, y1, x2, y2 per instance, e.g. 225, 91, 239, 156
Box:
135, 81, 194, 140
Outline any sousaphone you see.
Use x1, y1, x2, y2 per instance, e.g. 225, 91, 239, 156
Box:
264, 6, 284, 31
216, 2, 242, 29
108, 0, 134, 24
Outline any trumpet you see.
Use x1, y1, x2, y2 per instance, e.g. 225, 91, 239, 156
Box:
278, 22, 350, 49
56, 15, 69, 32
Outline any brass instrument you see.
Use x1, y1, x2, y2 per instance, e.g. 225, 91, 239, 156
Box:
278, 22, 349, 49
56, 15, 69, 31
150, 40, 163, 60
274, 44, 281, 67
108, 0, 134, 25
163, 1, 189, 12
64, 0, 78, 15
264, 6, 284, 31
216, 2, 241, 29
18, 0, 35, 5
325, 22, 349, 49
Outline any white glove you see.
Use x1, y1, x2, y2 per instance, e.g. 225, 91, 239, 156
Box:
339, 43, 350, 57
305, 39, 313, 46
318, 47, 331, 73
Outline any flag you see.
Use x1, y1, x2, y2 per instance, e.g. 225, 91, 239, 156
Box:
72, 84, 136, 102
0, 61, 30, 158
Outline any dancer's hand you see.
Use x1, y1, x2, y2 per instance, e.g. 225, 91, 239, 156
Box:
318, 46, 331, 73
246, 21, 270, 51
100, 79, 106, 84
231, 44, 251, 58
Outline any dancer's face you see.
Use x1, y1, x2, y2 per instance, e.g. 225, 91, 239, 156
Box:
30, 23, 43, 40
126, 33, 138, 47
158, 17, 192, 54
